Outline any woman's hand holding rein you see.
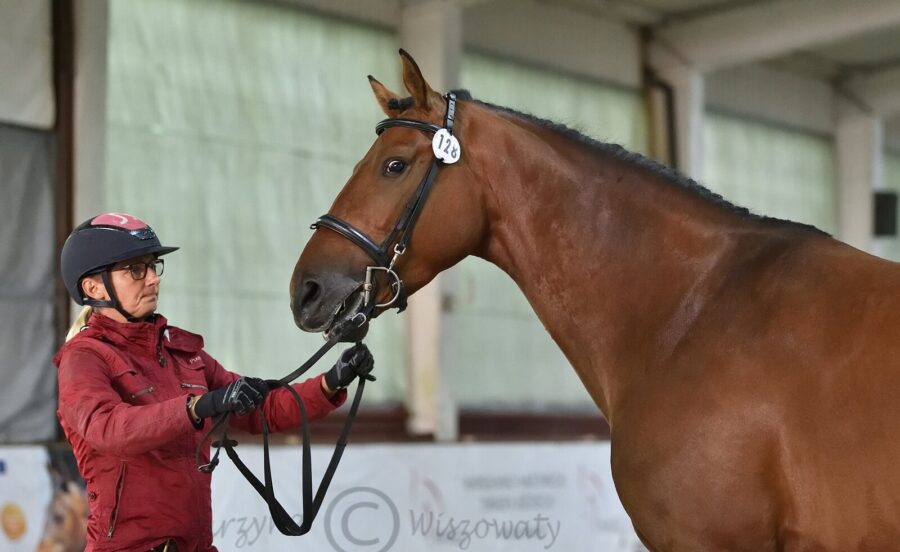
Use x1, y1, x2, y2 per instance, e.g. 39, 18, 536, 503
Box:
191, 377, 269, 420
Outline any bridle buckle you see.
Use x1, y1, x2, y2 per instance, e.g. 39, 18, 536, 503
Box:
364, 265, 403, 308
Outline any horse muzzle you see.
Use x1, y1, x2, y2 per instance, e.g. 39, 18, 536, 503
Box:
291, 270, 366, 337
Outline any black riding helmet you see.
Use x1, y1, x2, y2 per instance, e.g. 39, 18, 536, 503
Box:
61, 213, 178, 320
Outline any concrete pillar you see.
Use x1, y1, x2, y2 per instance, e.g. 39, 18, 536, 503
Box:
67, 0, 108, 324
400, 0, 462, 93
399, 0, 462, 441
74, 0, 108, 224
648, 38, 706, 176
657, 64, 705, 179
644, 79, 674, 167
835, 101, 883, 253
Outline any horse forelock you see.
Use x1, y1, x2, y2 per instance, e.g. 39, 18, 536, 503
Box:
387, 97, 415, 111
450, 89, 473, 100
386, 89, 473, 114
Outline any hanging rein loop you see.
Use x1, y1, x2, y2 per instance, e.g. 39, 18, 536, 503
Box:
194, 304, 373, 536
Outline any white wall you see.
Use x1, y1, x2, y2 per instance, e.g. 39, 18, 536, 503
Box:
705, 63, 834, 135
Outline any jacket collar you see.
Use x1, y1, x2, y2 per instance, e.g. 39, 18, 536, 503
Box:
86, 310, 168, 354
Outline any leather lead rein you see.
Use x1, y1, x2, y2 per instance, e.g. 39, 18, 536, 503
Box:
194, 304, 372, 536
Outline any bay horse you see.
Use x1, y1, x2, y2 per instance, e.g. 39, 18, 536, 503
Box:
290, 50, 900, 551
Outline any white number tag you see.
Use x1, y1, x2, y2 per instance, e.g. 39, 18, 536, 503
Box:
432, 128, 461, 164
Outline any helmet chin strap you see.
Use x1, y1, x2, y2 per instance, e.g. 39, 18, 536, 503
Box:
83, 270, 142, 323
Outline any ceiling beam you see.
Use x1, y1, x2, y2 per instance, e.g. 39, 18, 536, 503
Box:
537, 0, 660, 25
845, 65, 900, 117
651, 0, 900, 72
276, 0, 400, 28
465, 0, 641, 87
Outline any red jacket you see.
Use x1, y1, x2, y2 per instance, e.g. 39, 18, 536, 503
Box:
54, 312, 346, 552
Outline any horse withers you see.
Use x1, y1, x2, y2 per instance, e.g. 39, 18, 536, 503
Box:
290, 50, 900, 551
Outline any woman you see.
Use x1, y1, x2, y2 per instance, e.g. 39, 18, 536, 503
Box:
53, 213, 373, 551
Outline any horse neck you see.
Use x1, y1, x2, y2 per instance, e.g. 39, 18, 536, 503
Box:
466, 110, 765, 421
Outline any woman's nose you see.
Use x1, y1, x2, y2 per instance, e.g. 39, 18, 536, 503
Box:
145, 266, 161, 285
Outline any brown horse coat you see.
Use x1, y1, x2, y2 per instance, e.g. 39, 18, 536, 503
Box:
292, 51, 900, 551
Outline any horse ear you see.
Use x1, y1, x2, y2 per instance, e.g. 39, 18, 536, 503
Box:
399, 49, 444, 113
368, 75, 403, 117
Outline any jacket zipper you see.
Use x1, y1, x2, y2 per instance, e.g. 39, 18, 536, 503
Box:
130, 386, 155, 399
107, 462, 127, 538
180, 382, 208, 391
156, 327, 167, 366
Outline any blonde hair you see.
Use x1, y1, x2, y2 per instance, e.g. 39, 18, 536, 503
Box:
65, 306, 93, 342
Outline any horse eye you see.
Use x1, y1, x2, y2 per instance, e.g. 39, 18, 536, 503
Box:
383, 159, 407, 176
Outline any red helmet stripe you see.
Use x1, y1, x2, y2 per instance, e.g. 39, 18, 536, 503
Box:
91, 212, 147, 231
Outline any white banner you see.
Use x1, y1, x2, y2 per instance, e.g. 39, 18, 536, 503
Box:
0, 447, 51, 550
211, 442, 645, 552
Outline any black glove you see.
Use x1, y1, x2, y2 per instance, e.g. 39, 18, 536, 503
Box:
324, 344, 375, 391
194, 377, 269, 418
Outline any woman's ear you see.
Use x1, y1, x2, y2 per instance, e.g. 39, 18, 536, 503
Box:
81, 275, 108, 301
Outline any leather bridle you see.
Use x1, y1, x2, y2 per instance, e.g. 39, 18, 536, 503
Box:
311, 92, 461, 313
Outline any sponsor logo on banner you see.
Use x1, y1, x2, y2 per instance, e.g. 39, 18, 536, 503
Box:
323, 471, 565, 551
0, 447, 53, 550
324, 487, 400, 552
1, 502, 27, 541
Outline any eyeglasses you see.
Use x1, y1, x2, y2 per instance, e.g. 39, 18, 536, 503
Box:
116, 259, 165, 280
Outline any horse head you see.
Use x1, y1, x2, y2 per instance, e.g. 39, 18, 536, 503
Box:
291, 50, 487, 341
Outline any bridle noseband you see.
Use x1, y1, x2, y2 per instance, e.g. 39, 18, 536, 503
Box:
311, 92, 461, 313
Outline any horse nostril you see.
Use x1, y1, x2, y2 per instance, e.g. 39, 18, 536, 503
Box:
301, 279, 321, 308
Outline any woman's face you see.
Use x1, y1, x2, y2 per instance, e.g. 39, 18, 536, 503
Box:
83, 254, 161, 321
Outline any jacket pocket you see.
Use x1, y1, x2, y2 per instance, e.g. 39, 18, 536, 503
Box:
106, 462, 127, 538
176, 354, 209, 392
112, 369, 156, 403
